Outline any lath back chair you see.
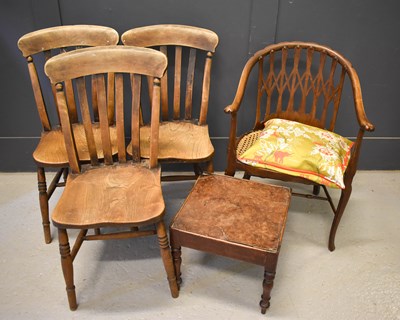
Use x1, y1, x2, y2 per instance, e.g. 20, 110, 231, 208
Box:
44, 45, 178, 310
17, 25, 119, 243
121, 24, 219, 180
225, 41, 375, 251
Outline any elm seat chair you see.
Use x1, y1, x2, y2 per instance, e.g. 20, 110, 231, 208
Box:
17, 25, 119, 244
121, 24, 219, 180
225, 41, 375, 251
44, 45, 179, 310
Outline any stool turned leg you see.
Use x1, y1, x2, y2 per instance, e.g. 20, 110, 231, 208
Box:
260, 254, 279, 314
171, 245, 182, 287
37, 167, 51, 244
260, 270, 276, 314
58, 228, 77, 310
156, 221, 179, 298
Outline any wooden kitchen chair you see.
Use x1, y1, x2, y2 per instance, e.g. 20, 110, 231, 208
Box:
121, 24, 219, 180
17, 25, 119, 244
44, 45, 178, 310
225, 41, 375, 251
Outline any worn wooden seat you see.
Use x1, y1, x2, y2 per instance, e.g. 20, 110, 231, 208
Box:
33, 124, 118, 165
170, 174, 291, 314
52, 164, 164, 227
139, 121, 214, 161
45, 45, 178, 310
121, 24, 219, 180
17, 25, 119, 243
225, 41, 375, 251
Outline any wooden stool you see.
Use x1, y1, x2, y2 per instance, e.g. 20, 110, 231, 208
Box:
170, 174, 291, 314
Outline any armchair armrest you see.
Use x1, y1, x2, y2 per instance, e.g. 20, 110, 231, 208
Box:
349, 67, 375, 132
224, 104, 239, 114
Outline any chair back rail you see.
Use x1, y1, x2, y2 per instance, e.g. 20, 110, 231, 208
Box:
227, 42, 374, 133
45, 46, 167, 174
121, 24, 218, 125
18, 25, 119, 130
257, 45, 345, 131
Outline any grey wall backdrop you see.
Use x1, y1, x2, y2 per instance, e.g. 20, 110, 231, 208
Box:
1, 0, 399, 171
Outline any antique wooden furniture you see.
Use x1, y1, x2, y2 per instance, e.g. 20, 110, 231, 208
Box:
121, 24, 219, 180
225, 41, 375, 251
44, 46, 179, 310
170, 174, 291, 314
17, 25, 119, 244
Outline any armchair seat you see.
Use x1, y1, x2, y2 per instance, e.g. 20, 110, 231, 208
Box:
237, 118, 353, 189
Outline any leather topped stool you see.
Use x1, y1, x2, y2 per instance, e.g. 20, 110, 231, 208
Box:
169, 174, 291, 314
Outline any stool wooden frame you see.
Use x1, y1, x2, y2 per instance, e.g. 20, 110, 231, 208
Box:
170, 174, 291, 314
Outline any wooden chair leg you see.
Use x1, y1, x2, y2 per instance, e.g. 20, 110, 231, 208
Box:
193, 163, 203, 177
224, 167, 235, 176
243, 172, 251, 180
224, 147, 237, 177
205, 160, 214, 174
328, 186, 352, 251
313, 185, 321, 195
58, 228, 77, 310
156, 221, 179, 298
37, 167, 51, 244
62, 167, 69, 182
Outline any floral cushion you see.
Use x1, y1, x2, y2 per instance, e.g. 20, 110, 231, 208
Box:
237, 119, 354, 189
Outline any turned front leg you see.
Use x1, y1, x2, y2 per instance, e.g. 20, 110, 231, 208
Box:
37, 167, 51, 244
58, 228, 77, 310
156, 221, 179, 298
260, 254, 279, 314
260, 270, 276, 314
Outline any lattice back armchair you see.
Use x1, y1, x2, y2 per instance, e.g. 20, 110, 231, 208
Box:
225, 41, 375, 251
44, 45, 178, 310
17, 25, 119, 243
122, 24, 219, 180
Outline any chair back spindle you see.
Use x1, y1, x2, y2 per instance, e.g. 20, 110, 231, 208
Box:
131, 74, 142, 162
76, 77, 99, 166
115, 73, 126, 163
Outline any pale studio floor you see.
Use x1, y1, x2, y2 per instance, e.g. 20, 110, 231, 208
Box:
0, 171, 399, 320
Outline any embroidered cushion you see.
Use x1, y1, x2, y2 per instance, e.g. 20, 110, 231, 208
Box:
237, 119, 353, 189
